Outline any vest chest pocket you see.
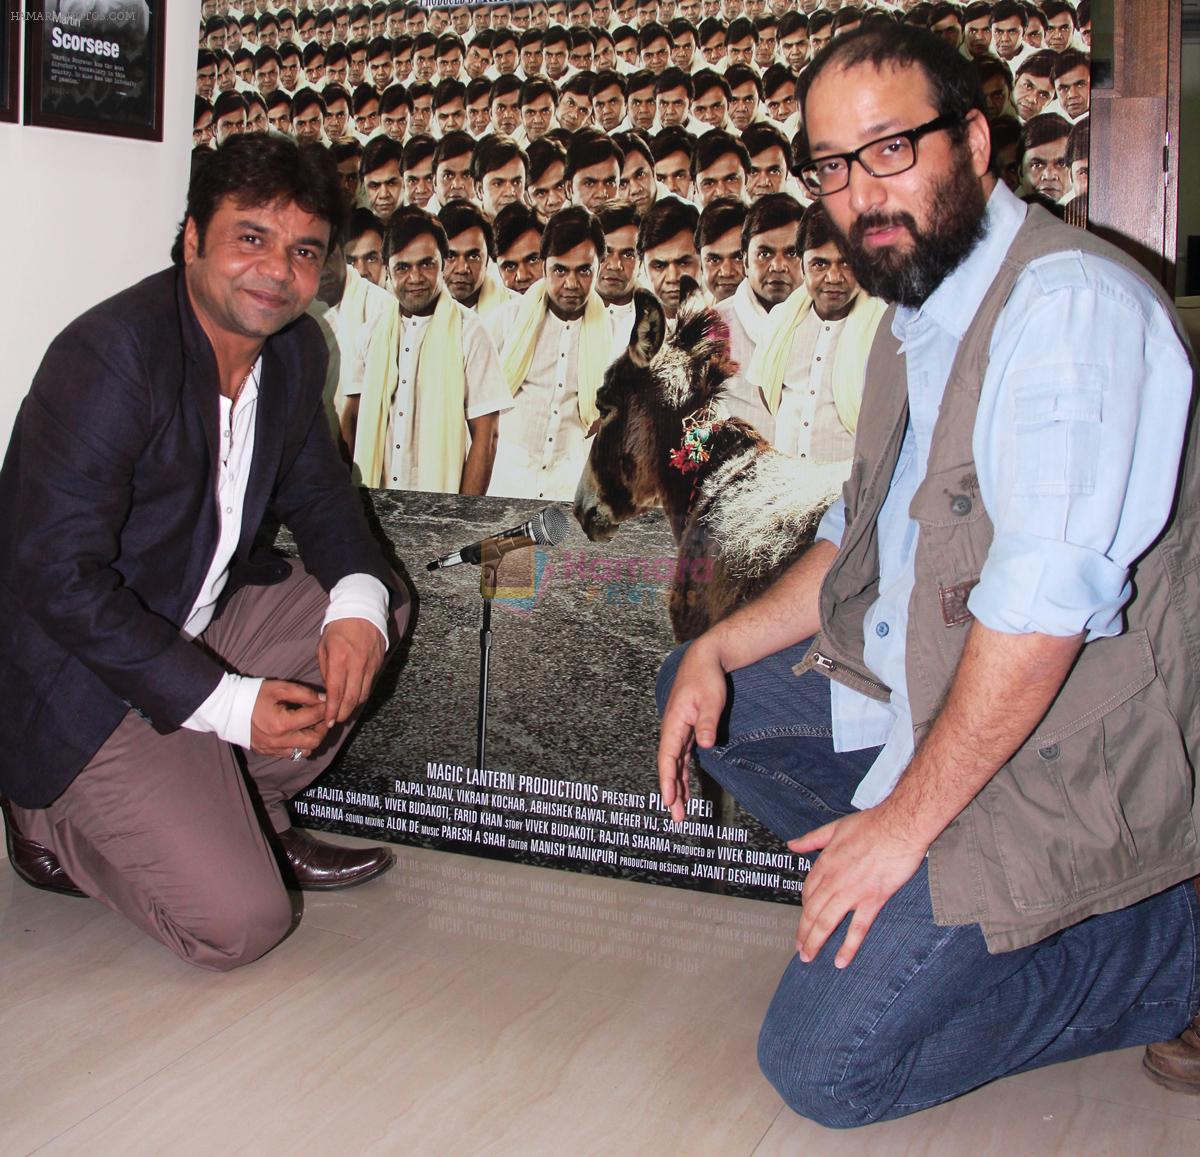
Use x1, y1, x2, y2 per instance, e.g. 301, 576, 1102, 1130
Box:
910, 462, 991, 620
1013, 375, 1104, 496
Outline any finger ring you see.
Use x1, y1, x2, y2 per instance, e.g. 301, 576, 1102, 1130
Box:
290, 747, 303, 762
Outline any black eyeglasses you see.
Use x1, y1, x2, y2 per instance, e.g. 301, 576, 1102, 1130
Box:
797, 113, 963, 197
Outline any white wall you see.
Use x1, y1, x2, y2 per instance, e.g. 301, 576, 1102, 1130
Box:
0, 3, 199, 441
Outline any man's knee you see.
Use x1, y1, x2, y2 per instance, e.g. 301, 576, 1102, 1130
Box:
756, 980, 896, 1129
169, 882, 294, 973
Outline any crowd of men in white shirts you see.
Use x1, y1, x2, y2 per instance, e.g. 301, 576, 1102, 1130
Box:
193, 0, 1092, 502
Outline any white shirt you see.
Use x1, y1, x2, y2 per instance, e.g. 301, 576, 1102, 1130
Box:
384, 299, 511, 490
488, 309, 602, 501
771, 309, 855, 463
603, 297, 637, 352
182, 360, 389, 748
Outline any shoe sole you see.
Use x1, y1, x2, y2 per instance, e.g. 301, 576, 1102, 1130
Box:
1142, 1054, 1200, 1095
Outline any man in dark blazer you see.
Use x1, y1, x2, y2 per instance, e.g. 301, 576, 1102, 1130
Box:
0, 135, 410, 971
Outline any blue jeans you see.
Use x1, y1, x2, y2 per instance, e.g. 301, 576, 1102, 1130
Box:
657, 641, 1200, 1128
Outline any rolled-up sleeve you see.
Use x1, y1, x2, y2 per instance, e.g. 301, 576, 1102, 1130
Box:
968, 252, 1193, 640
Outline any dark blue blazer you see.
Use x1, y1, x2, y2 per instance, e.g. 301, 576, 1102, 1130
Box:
0, 268, 398, 807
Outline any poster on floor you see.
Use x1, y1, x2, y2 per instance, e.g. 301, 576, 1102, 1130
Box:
215, 0, 1099, 903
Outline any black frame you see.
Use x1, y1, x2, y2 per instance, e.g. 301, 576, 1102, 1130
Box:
0, 1, 18, 123
23, 1, 165, 141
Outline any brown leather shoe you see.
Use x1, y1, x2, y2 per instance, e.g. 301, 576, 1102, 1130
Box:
0, 798, 86, 898
276, 827, 395, 891
1143, 1015, 1200, 1095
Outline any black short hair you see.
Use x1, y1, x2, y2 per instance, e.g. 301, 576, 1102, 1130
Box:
436, 31, 466, 57
471, 134, 529, 182
467, 75, 495, 105
434, 77, 467, 109
637, 21, 669, 51
1052, 48, 1089, 83
379, 84, 412, 114
254, 46, 282, 71
761, 62, 795, 101
567, 131, 623, 180
650, 125, 696, 165
440, 199, 496, 258
741, 191, 804, 252
654, 67, 693, 99
435, 129, 477, 169
637, 196, 699, 258
521, 76, 558, 106
612, 129, 653, 170
402, 133, 438, 173
1041, 0, 1077, 26
698, 16, 725, 46
346, 206, 385, 246
1020, 111, 1072, 156
173, 134, 344, 265
490, 73, 523, 106
591, 69, 627, 99
597, 200, 641, 236
353, 83, 381, 114
727, 16, 758, 43
798, 201, 839, 254
363, 133, 402, 177
212, 90, 247, 123
692, 69, 732, 104
723, 63, 762, 98
690, 129, 750, 181
291, 87, 325, 119
696, 196, 747, 250
541, 204, 606, 260
527, 136, 569, 185
798, 23, 984, 141
1015, 49, 1060, 82
741, 121, 789, 161
384, 205, 449, 262
626, 68, 656, 98
494, 201, 544, 254
778, 12, 810, 39
990, 1, 1026, 25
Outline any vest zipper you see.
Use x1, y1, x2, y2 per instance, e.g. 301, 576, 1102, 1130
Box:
810, 650, 891, 696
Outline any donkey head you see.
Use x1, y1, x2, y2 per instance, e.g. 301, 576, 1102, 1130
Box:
574, 278, 736, 542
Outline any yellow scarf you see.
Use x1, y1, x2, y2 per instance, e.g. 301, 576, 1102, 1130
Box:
746, 288, 887, 435
500, 282, 611, 429
354, 290, 468, 492
476, 264, 512, 332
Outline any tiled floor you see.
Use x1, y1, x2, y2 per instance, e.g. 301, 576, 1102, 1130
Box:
1, 836, 1196, 1156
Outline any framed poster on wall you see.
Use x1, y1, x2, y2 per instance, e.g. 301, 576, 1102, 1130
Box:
23, 1, 163, 140
0, 1, 18, 123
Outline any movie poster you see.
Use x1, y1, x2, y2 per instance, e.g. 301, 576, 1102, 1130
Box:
218, 0, 1097, 904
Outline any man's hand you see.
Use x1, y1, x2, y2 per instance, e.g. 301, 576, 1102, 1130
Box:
788, 805, 929, 969
251, 679, 331, 758
657, 638, 729, 823
317, 616, 386, 728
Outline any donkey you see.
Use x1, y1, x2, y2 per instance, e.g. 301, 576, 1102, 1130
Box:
574, 282, 849, 643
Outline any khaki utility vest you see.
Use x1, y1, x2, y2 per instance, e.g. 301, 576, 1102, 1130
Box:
800, 206, 1200, 952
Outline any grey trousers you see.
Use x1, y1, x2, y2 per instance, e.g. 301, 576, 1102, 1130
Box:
13, 561, 408, 971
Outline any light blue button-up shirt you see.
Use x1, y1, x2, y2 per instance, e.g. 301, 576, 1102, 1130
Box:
815, 183, 1194, 810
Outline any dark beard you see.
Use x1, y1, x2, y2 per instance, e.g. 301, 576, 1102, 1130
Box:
837, 153, 988, 308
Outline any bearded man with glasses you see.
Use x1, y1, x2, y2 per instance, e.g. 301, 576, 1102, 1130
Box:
658, 24, 1200, 1125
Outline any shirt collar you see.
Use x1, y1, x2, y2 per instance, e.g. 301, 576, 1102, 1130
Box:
892, 181, 1027, 343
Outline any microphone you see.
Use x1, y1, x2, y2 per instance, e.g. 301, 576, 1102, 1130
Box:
427, 506, 570, 570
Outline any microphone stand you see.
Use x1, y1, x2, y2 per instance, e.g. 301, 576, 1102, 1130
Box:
476, 547, 502, 775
